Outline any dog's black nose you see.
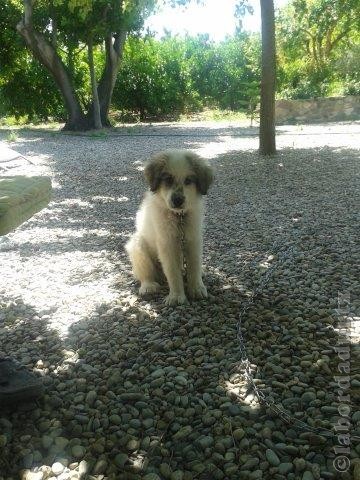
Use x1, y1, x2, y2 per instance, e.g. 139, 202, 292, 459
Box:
171, 193, 185, 208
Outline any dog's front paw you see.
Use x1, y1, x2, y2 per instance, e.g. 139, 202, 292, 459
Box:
187, 281, 208, 300
139, 281, 160, 295
164, 292, 189, 306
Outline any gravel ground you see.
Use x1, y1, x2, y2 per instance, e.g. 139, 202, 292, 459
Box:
0, 121, 359, 480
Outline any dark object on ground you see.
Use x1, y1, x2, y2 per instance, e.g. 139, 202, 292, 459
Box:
0, 357, 44, 406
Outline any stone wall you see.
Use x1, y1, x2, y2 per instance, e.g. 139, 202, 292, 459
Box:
275, 96, 360, 124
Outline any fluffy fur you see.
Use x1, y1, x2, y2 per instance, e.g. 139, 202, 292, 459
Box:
126, 149, 213, 306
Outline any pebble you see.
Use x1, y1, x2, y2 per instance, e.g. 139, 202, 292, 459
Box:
144, 474, 162, 480
265, 449, 280, 466
78, 460, 89, 475
170, 471, 184, 480
71, 445, 86, 459
27, 473, 44, 480
54, 437, 69, 450
114, 453, 128, 468
159, 463, 172, 478
249, 470, 263, 479
278, 462, 293, 474
197, 436, 214, 449
294, 458, 307, 471
93, 459, 108, 474
0, 434, 7, 447
51, 462, 65, 475
233, 428, 245, 440
109, 414, 122, 425
85, 390, 97, 406
41, 435, 53, 449
173, 426, 192, 440
302, 472, 315, 480
22, 454, 34, 469
1, 126, 357, 479
301, 392, 317, 403
354, 461, 360, 480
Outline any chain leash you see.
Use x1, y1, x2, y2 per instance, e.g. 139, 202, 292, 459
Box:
179, 209, 359, 441
179, 212, 186, 272
235, 237, 360, 442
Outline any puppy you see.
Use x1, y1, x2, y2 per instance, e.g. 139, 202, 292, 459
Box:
126, 149, 213, 306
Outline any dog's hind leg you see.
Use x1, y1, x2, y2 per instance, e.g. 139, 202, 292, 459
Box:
126, 236, 161, 295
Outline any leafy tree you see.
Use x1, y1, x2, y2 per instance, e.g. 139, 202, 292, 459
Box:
113, 33, 260, 120
113, 35, 200, 120
335, 37, 360, 95
0, 0, 65, 121
13, 0, 159, 130
276, 0, 360, 98
279, 0, 359, 69
189, 33, 260, 111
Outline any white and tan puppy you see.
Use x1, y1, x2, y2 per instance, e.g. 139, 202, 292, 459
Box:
126, 150, 213, 306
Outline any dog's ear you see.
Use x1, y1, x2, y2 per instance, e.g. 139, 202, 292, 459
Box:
144, 153, 168, 192
186, 152, 213, 195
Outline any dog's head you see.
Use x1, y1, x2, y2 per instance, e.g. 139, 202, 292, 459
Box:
144, 150, 213, 213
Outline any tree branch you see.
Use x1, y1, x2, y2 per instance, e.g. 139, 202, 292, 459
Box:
23, 0, 33, 26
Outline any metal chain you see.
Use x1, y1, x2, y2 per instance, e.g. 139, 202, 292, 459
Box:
179, 209, 359, 441
179, 212, 186, 272
235, 237, 360, 441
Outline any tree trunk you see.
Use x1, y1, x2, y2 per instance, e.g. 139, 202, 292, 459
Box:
97, 30, 127, 126
17, 0, 86, 130
87, 36, 102, 129
259, 0, 276, 155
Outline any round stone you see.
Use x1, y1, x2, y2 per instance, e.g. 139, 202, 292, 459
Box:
144, 474, 161, 480
278, 463, 293, 474
109, 414, 122, 425
302, 472, 315, 480
71, 445, 86, 459
301, 392, 317, 403
114, 453, 128, 468
51, 462, 65, 475
93, 459, 108, 474
265, 449, 280, 466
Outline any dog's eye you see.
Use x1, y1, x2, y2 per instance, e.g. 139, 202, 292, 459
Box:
162, 174, 173, 186
184, 177, 194, 185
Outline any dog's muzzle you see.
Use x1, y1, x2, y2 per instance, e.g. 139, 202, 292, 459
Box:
171, 192, 185, 209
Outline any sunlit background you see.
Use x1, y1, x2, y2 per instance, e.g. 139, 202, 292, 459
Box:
145, 0, 289, 40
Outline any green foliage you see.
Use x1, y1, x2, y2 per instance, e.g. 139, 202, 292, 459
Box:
0, 0, 163, 128
113, 32, 261, 120
1, 54, 66, 121
276, 0, 360, 99
0, 1, 22, 73
1, 0, 359, 124
114, 35, 199, 119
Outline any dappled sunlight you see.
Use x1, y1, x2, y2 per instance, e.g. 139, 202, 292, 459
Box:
193, 135, 257, 159
223, 377, 261, 409
2, 225, 123, 247
1, 126, 359, 478
0, 247, 123, 337
333, 314, 360, 346
90, 195, 129, 203
55, 198, 94, 208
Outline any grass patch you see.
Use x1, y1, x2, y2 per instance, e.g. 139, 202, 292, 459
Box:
0, 116, 63, 131
0, 109, 255, 135
179, 109, 251, 122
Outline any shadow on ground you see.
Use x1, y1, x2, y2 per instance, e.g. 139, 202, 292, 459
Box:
0, 132, 359, 478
